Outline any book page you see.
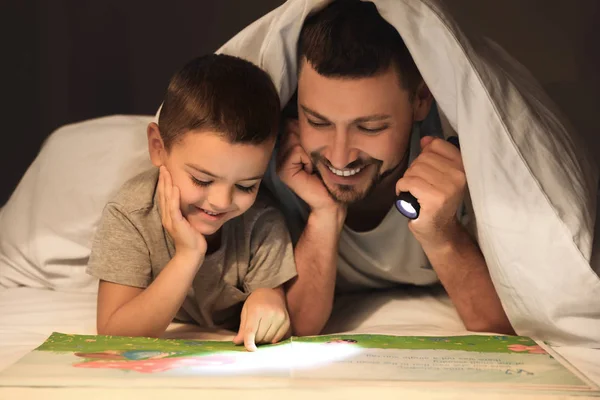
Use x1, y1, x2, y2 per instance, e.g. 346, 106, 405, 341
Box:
0, 332, 598, 396
290, 335, 596, 392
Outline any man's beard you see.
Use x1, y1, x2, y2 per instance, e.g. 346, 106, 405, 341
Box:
310, 152, 406, 205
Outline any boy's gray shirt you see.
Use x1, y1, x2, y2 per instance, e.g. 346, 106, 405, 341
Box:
87, 168, 297, 329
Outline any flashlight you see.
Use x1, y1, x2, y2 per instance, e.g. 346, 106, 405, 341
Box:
395, 136, 460, 220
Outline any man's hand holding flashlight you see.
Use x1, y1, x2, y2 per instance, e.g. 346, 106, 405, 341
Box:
395, 136, 467, 248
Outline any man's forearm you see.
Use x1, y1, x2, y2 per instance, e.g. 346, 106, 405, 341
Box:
286, 209, 345, 336
422, 223, 514, 334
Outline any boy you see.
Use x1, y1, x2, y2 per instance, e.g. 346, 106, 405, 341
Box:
87, 54, 296, 351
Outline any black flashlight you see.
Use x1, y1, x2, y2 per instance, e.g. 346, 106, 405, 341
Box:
395, 136, 460, 220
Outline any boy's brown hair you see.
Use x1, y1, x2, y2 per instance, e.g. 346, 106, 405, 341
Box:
158, 54, 280, 150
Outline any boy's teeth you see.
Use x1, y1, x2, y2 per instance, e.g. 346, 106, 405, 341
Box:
327, 165, 363, 177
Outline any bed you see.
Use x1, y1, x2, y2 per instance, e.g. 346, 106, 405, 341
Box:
1, 0, 599, 397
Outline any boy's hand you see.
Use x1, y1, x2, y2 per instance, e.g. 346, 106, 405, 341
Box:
158, 166, 207, 263
233, 287, 291, 352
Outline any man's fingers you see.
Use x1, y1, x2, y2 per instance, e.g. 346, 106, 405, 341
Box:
421, 137, 462, 167
403, 161, 466, 198
279, 146, 314, 181
277, 119, 302, 167
405, 163, 448, 190
282, 119, 300, 146
411, 152, 461, 175
420, 136, 435, 149
395, 175, 442, 204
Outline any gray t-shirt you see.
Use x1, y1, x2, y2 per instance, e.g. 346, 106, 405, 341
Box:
87, 168, 297, 329
263, 105, 453, 292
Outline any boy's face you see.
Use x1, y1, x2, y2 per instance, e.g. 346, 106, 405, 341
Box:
296, 60, 432, 204
148, 124, 275, 237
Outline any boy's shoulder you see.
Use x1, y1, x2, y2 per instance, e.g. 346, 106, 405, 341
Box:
108, 168, 158, 215
240, 190, 285, 227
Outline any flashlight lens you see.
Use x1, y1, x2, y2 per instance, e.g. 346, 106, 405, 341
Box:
400, 200, 416, 214
395, 196, 419, 219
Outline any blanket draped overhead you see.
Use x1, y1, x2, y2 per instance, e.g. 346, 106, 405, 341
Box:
217, 0, 600, 346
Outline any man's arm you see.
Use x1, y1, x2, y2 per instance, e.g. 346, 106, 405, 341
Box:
421, 221, 514, 334
285, 208, 345, 336
275, 120, 347, 336
396, 137, 513, 334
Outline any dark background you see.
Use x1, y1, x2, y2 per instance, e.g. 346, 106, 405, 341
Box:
1, 0, 598, 205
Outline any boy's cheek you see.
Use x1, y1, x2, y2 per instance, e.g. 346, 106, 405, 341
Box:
238, 194, 259, 214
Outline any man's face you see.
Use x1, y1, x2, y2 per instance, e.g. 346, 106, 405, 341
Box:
296, 61, 424, 204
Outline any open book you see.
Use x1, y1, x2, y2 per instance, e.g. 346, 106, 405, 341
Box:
0, 332, 598, 397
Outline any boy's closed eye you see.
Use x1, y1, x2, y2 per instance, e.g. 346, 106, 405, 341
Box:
190, 176, 258, 193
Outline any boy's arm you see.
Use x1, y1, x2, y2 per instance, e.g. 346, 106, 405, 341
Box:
97, 251, 202, 338
91, 168, 206, 338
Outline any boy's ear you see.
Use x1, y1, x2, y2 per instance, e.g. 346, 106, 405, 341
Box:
147, 122, 167, 167
412, 81, 434, 122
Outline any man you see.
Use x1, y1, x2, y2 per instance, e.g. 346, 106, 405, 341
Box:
264, 0, 514, 336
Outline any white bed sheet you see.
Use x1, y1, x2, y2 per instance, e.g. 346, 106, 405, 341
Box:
1, 287, 598, 399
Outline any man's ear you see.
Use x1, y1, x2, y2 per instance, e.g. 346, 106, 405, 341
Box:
147, 122, 167, 167
412, 81, 434, 122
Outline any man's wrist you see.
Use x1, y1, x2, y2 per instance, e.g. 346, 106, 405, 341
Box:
419, 219, 470, 255
308, 206, 347, 234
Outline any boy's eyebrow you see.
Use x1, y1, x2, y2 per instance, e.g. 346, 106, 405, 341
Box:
300, 104, 391, 123
185, 164, 263, 181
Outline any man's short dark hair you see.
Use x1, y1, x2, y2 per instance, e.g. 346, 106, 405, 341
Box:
298, 0, 422, 97
158, 54, 280, 150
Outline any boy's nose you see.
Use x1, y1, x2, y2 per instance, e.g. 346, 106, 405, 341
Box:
208, 188, 233, 211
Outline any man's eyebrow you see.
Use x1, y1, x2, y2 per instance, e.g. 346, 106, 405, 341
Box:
300, 105, 331, 121
300, 105, 391, 123
185, 164, 263, 181
353, 114, 391, 123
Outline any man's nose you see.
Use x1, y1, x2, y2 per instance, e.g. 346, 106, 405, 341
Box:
328, 128, 357, 169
